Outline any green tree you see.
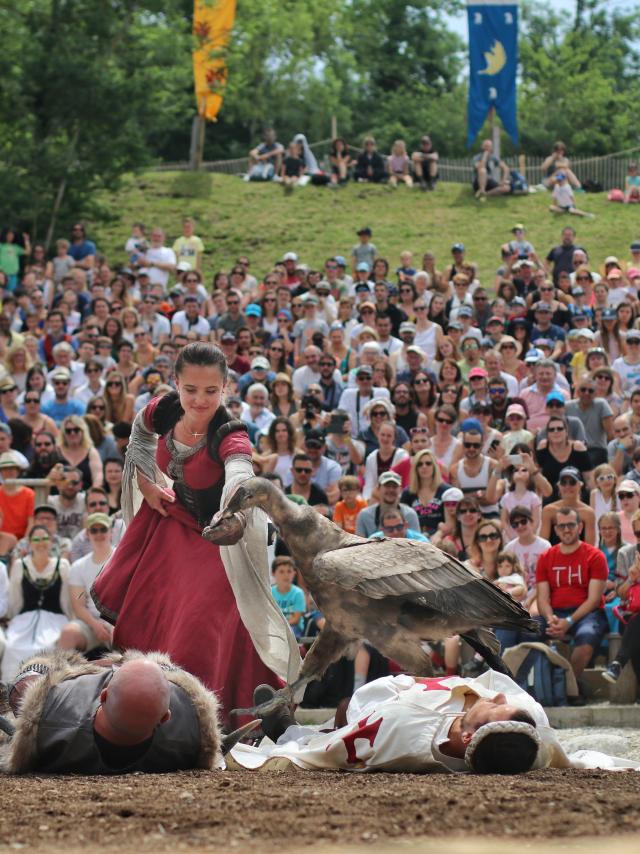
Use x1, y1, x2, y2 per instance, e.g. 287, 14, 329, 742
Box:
0, 0, 192, 241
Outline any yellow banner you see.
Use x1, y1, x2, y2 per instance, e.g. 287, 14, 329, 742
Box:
193, 0, 236, 122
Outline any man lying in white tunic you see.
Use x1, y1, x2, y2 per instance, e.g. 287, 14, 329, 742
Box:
229, 672, 639, 774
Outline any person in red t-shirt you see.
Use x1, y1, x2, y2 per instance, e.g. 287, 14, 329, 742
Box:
536, 506, 608, 681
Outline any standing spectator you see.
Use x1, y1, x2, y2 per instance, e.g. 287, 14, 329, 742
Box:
351, 227, 377, 273
612, 328, 640, 393
58, 513, 115, 654
172, 217, 204, 273
355, 471, 420, 538
549, 172, 592, 218
411, 135, 439, 191
545, 226, 582, 284
0, 227, 29, 291
565, 374, 614, 468
67, 223, 96, 274
136, 228, 176, 292
472, 139, 510, 199
0, 451, 34, 538
285, 452, 330, 515
354, 137, 386, 184
536, 506, 608, 685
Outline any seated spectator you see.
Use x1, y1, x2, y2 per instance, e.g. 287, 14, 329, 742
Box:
549, 172, 593, 218
280, 140, 306, 191
247, 127, 284, 182
450, 422, 500, 518
362, 420, 409, 501
285, 452, 330, 516
541, 140, 581, 189
589, 463, 618, 525
617, 478, 640, 545
270, 556, 306, 639
540, 466, 596, 545
329, 138, 352, 187
411, 135, 439, 191
56, 415, 103, 490
41, 368, 86, 425
354, 138, 386, 184
332, 475, 367, 534
432, 495, 482, 561
47, 466, 86, 540
504, 506, 550, 610
0, 451, 34, 539
387, 140, 413, 188
371, 507, 429, 542
58, 513, 115, 654
536, 506, 608, 689
69, 487, 126, 562
472, 139, 510, 199
15, 504, 71, 561
302, 429, 341, 505
499, 459, 542, 540
1, 524, 72, 681
356, 471, 420, 538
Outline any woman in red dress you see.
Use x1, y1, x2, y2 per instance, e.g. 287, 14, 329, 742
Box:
92, 343, 299, 726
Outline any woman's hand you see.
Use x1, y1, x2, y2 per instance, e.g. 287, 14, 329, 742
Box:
140, 479, 175, 517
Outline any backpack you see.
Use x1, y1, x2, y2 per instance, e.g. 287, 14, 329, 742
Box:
510, 169, 529, 195
514, 647, 567, 707
582, 178, 603, 193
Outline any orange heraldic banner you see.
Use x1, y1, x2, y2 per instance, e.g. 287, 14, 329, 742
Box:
193, 0, 236, 121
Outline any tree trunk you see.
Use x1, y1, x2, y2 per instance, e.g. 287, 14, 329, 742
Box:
44, 126, 79, 252
189, 114, 206, 170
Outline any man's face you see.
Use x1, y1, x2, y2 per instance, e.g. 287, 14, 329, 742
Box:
185, 300, 200, 319
511, 515, 532, 539
61, 473, 83, 500
463, 432, 482, 459
88, 524, 110, 546
304, 349, 320, 370
374, 284, 388, 302
0, 433, 10, 453
562, 228, 575, 246
87, 492, 109, 514
554, 512, 582, 546
292, 458, 313, 487
382, 514, 407, 539
462, 695, 522, 732
226, 294, 241, 314
375, 316, 391, 338
49, 315, 63, 335
71, 224, 84, 241
319, 358, 335, 379
77, 342, 95, 363
34, 434, 54, 459
55, 349, 72, 367
488, 383, 507, 404
577, 381, 596, 405
379, 482, 400, 504
304, 440, 323, 462
356, 373, 373, 394
151, 229, 164, 247
536, 366, 555, 390
248, 390, 267, 410
53, 378, 70, 400
34, 512, 57, 534
535, 309, 552, 328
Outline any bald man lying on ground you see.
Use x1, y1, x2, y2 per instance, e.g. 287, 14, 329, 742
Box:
0, 650, 222, 774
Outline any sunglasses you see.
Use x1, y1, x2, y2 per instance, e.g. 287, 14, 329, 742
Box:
578, 387, 595, 394
371, 410, 386, 417
444, 501, 460, 508
547, 401, 564, 409
556, 521, 578, 530
500, 343, 516, 350
106, 382, 122, 388
415, 306, 427, 311
134, 332, 147, 338
511, 518, 529, 528
458, 507, 479, 515
414, 378, 430, 386
89, 526, 109, 535
88, 501, 108, 508
463, 442, 481, 449
473, 296, 487, 302
477, 532, 500, 542
294, 467, 312, 474
66, 479, 82, 486
436, 417, 453, 425
548, 426, 565, 433
489, 388, 506, 395
417, 459, 434, 466
618, 492, 636, 499
264, 297, 276, 303
86, 367, 101, 374
54, 380, 70, 386
559, 478, 578, 486
35, 442, 53, 449
383, 523, 406, 533
411, 427, 429, 435
597, 474, 615, 482
89, 403, 106, 410
65, 427, 81, 435
30, 536, 50, 543
25, 397, 40, 404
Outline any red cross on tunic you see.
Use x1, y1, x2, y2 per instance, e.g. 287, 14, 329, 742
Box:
415, 676, 454, 692
336, 714, 383, 765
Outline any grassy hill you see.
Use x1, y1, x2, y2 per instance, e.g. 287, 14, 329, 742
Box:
95, 171, 640, 284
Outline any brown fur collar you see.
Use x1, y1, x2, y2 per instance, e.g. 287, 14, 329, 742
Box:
1, 649, 221, 774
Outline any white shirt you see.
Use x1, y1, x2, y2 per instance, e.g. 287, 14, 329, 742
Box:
292, 365, 342, 397
241, 403, 275, 434
337, 386, 391, 436
504, 535, 551, 589
69, 551, 112, 619
145, 246, 176, 290
72, 380, 106, 405
142, 313, 171, 344
612, 357, 640, 394
171, 311, 210, 337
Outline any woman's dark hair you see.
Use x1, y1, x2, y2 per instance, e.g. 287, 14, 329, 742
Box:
372, 257, 390, 278
84, 413, 106, 446
412, 371, 437, 409
398, 281, 417, 301
175, 341, 228, 381
436, 384, 463, 412
29, 524, 51, 541
266, 416, 296, 454
104, 315, 123, 346
438, 358, 462, 386
25, 365, 47, 391
330, 137, 350, 156
7, 418, 32, 452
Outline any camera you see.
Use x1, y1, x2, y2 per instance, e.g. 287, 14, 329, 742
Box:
301, 394, 321, 420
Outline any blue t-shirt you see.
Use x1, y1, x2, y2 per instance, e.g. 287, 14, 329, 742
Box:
41, 398, 86, 425
271, 583, 306, 634
68, 240, 97, 262
530, 323, 566, 344
370, 529, 430, 542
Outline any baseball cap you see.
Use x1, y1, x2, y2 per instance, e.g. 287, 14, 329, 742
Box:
220, 331, 237, 343
378, 471, 401, 486
226, 395, 242, 406
506, 403, 527, 419
604, 256, 620, 267
442, 487, 464, 503
535, 302, 553, 313
630, 241, 640, 252
511, 223, 525, 232
627, 266, 640, 279
576, 328, 595, 340
607, 268, 623, 280
245, 303, 262, 317
626, 329, 640, 342
567, 329, 582, 340
458, 306, 473, 318
34, 504, 57, 517
451, 243, 465, 253
448, 320, 463, 331
334, 255, 346, 266
356, 262, 371, 272
51, 368, 71, 382
304, 429, 326, 447
137, 268, 150, 277
399, 321, 417, 334
276, 309, 292, 320
460, 417, 484, 435
487, 316, 504, 326
316, 281, 331, 293
357, 227, 372, 236
468, 367, 488, 379
558, 466, 582, 483
572, 308, 590, 319
303, 293, 319, 305
535, 338, 553, 349
176, 261, 192, 273
509, 505, 533, 523
355, 283, 372, 295
283, 252, 298, 262
251, 356, 270, 371
546, 391, 565, 405
617, 479, 640, 495
0, 451, 25, 470
571, 287, 585, 297
85, 512, 112, 530
524, 348, 544, 363
356, 365, 373, 377
406, 345, 424, 356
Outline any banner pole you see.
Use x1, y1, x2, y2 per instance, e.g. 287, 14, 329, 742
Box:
489, 107, 501, 158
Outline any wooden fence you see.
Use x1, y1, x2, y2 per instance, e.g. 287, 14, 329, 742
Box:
155, 142, 640, 191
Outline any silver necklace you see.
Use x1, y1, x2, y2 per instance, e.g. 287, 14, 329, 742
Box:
183, 421, 206, 438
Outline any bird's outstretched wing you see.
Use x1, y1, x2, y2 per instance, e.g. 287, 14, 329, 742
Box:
313, 539, 535, 630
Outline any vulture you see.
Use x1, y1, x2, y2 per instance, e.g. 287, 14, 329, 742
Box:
203, 478, 538, 715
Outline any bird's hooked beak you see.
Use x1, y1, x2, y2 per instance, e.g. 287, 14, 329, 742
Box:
225, 485, 250, 516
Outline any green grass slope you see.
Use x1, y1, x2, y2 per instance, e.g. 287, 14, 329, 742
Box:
96, 172, 640, 284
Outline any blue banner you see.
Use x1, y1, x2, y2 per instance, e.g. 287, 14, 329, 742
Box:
467, 1, 519, 147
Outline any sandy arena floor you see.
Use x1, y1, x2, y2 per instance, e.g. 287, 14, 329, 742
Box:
1, 761, 639, 851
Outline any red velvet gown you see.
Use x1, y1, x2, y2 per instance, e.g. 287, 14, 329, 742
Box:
92, 399, 280, 726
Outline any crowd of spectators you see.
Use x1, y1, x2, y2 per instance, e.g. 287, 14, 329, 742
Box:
1, 212, 640, 703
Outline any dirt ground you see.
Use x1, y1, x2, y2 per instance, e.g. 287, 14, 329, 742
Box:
1, 768, 639, 852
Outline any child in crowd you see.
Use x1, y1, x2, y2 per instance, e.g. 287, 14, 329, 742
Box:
625, 162, 640, 203
333, 475, 367, 534
351, 226, 377, 272
499, 461, 541, 540
396, 250, 417, 282
271, 556, 306, 639
125, 222, 148, 265
388, 140, 413, 188
589, 463, 618, 525
549, 172, 593, 218
52, 239, 75, 286
280, 142, 306, 193
626, 448, 640, 486
494, 552, 527, 603
503, 505, 550, 614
